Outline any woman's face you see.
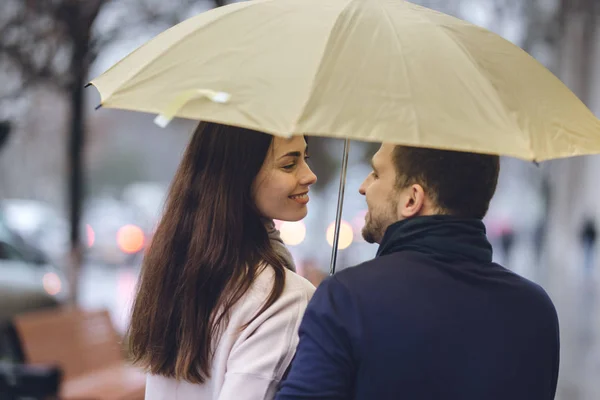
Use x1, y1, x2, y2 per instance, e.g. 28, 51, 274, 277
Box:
253, 136, 317, 222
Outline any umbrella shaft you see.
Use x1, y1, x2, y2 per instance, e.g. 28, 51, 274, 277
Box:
329, 138, 351, 275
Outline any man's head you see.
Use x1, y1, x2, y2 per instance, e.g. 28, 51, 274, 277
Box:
359, 144, 500, 244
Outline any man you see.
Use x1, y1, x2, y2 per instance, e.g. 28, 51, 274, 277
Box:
276, 144, 559, 400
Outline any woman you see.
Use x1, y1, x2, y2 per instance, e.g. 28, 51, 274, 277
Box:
128, 122, 318, 399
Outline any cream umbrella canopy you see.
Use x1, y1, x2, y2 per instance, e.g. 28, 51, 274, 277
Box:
90, 0, 600, 273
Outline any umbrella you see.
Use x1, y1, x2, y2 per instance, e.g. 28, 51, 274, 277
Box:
89, 0, 600, 274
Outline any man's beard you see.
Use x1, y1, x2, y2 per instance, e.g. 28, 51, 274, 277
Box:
362, 214, 386, 244
362, 197, 398, 244
362, 213, 396, 244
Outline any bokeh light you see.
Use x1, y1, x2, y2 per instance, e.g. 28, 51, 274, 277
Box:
280, 221, 306, 246
42, 272, 62, 296
116, 224, 145, 254
326, 220, 354, 250
86, 224, 95, 248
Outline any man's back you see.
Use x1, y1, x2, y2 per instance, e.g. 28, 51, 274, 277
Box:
277, 217, 559, 400
339, 251, 559, 399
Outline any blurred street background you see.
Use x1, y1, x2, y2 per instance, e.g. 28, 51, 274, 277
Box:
1, 0, 600, 399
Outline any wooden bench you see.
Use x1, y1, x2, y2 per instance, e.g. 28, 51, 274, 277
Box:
12, 307, 145, 400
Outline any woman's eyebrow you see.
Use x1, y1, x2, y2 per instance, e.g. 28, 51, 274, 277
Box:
278, 151, 302, 160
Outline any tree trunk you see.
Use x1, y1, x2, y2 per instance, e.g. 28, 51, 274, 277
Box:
62, 0, 104, 304
67, 37, 88, 304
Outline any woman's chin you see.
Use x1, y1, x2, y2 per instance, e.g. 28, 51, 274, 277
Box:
274, 208, 308, 222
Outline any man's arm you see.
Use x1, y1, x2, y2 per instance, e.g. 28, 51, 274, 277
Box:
276, 275, 361, 399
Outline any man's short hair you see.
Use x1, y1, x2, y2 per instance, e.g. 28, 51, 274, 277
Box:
392, 146, 500, 219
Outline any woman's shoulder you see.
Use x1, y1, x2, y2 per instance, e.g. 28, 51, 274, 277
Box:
235, 266, 315, 320
216, 265, 315, 343
252, 265, 315, 297
285, 267, 317, 293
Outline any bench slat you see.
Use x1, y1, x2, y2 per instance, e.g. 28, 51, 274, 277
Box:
13, 307, 145, 400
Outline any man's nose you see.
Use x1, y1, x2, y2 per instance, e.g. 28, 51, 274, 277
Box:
359, 179, 367, 195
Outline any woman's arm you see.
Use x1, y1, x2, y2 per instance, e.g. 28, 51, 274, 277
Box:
218, 285, 312, 400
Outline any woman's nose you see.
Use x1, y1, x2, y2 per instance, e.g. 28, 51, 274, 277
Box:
300, 164, 317, 186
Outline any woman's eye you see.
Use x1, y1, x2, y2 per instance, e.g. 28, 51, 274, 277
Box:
282, 154, 309, 170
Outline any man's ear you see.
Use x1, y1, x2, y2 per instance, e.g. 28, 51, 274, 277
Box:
398, 184, 426, 219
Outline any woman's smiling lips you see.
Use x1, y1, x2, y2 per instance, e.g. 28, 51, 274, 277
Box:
289, 192, 309, 205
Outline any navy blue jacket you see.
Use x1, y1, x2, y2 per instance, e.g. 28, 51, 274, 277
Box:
276, 216, 559, 400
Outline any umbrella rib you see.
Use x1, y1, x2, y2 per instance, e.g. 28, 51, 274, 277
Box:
379, 2, 423, 148
290, 0, 356, 134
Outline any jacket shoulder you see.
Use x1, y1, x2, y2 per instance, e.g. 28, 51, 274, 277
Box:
332, 252, 409, 285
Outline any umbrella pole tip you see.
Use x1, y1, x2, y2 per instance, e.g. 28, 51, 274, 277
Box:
84, 83, 93, 88
94, 104, 102, 110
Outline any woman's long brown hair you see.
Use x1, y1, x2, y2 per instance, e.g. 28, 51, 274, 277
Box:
127, 122, 287, 383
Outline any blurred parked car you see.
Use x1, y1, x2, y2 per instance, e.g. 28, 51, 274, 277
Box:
2, 196, 151, 268
0, 210, 67, 315
1, 199, 70, 265
0, 210, 66, 362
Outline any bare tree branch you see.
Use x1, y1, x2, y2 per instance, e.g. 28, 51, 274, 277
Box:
0, 0, 222, 303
